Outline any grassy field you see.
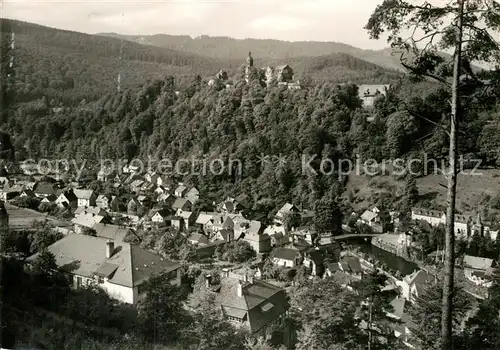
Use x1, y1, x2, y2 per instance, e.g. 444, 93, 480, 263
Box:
5, 202, 71, 230
345, 168, 500, 217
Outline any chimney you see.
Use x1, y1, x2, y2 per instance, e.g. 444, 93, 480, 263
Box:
205, 274, 212, 288
237, 280, 243, 297
106, 240, 114, 258
243, 274, 248, 282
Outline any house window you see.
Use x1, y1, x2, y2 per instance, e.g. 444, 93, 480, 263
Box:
227, 316, 242, 323
97, 276, 104, 284
75, 276, 83, 288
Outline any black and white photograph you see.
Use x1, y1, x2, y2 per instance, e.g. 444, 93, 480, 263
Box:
1, 0, 500, 349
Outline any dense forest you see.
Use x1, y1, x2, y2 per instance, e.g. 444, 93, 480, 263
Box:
2, 19, 500, 217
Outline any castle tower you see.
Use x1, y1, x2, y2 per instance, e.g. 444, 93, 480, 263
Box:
0, 201, 9, 233
246, 51, 253, 67
245, 51, 254, 83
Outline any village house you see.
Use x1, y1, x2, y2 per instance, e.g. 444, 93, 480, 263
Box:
463, 255, 495, 287
172, 198, 192, 212
234, 218, 270, 253
33, 183, 57, 198
154, 186, 167, 195
195, 212, 226, 235
188, 232, 210, 246
19, 189, 36, 198
74, 206, 108, 217
151, 209, 170, 224
72, 212, 107, 234
264, 225, 290, 247
96, 194, 112, 209
73, 189, 97, 207
156, 175, 174, 189
205, 269, 289, 338
213, 229, 234, 242
396, 269, 436, 303
137, 195, 151, 207
92, 223, 135, 242
41, 194, 57, 204
0, 186, 21, 201
156, 193, 174, 205
174, 185, 188, 198
411, 207, 469, 238
274, 203, 299, 225
218, 197, 244, 214
145, 172, 159, 185
185, 187, 199, 204
177, 210, 195, 230
271, 247, 302, 268
170, 216, 184, 231
303, 249, 326, 276
26, 234, 182, 305
127, 198, 140, 215
56, 190, 78, 209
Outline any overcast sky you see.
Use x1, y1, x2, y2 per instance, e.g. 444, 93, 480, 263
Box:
2, 0, 394, 50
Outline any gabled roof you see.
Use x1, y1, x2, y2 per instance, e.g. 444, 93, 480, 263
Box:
73, 189, 94, 200
464, 255, 494, 270
272, 247, 301, 261
71, 212, 105, 228
343, 256, 362, 274
26, 234, 181, 288
189, 233, 209, 245
74, 206, 107, 216
277, 203, 298, 214
34, 183, 56, 195
175, 185, 187, 194
196, 212, 219, 225
178, 210, 193, 220
172, 197, 190, 210
92, 223, 133, 242
216, 275, 289, 332
361, 210, 377, 222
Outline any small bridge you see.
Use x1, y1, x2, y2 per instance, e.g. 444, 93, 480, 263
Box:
332, 233, 380, 240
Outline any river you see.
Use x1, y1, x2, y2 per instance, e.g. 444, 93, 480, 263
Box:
343, 237, 419, 276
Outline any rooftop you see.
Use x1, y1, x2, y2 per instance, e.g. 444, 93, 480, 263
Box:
26, 234, 181, 288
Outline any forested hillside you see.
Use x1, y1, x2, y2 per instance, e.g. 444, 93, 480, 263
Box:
0, 18, 402, 108
3, 62, 500, 216
100, 32, 408, 70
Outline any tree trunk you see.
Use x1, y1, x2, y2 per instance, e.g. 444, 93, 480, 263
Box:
441, 0, 464, 348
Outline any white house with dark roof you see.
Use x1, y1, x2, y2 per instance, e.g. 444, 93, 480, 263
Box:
201, 270, 289, 337
396, 269, 436, 303
96, 194, 112, 209
185, 187, 199, 205
73, 189, 97, 207
274, 203, 299, 225
411, 207, 469, 238
72, 212, 107, 234
26, 234, 182, 305
174, 185, 188, 198
463, 255, 495, 287
272, 247, 302, 268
